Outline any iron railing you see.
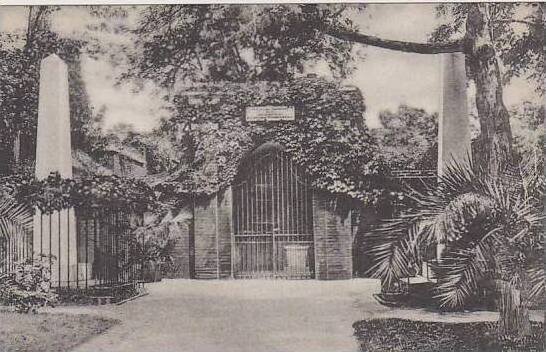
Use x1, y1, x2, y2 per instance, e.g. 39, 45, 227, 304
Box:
1, 205, 143, 293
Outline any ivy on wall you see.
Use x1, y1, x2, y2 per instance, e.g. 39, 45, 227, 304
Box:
0, 172, 155, 213
159, 77, 396, 206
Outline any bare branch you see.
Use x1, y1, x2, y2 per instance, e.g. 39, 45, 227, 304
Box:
493, 19, 543, 28
326, 29, 465, 54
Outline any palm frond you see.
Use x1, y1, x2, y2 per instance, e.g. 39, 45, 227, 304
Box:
528, 265, 545, 304
0, 196, 33, 269
438, 157, 483, 198
428, 192, 495, 245
435, 235, 499, 309
0, 196, 33, 239
365, 155, 543, 311
364, 216, 428, 287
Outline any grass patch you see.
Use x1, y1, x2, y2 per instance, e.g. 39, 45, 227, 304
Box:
353, 318, 544, 352
0, 311, 118, 352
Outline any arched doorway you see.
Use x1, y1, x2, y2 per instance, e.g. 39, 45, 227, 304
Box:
232, 147, 315, 279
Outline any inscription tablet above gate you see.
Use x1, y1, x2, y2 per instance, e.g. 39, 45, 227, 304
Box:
245, 106, 295, 122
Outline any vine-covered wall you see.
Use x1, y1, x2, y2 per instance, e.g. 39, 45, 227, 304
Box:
0, 172, 155, 213
157, 77, 393, 206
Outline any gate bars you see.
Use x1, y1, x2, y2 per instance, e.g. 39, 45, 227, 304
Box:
232, 149, 315, 279
73, 207, 142, 290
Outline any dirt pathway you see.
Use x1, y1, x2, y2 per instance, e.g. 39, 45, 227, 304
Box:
68, 279, 543, 352
71, 279, 384, 352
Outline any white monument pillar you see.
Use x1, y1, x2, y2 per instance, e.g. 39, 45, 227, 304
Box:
436, 52, 471, 260
438, 52, 471, 176
33, 54, 77, 286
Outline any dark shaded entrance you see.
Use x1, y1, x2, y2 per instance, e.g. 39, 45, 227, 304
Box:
232, 147, 314, 279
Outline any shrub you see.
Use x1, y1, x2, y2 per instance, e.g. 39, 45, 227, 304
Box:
0, 257, 58, 313
353, 318, 545, 352
127, 218, 180, 282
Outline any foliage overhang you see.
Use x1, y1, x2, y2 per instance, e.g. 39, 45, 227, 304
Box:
158, 77, 395, 206
0, 172, 156, 214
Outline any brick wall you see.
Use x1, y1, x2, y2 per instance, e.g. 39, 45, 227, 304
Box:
194, 196, 218, 279
191, 188, 354, 280
193, 188, 232, 279
312, 191, 353, 280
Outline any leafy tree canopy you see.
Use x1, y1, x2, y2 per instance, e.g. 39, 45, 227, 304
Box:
126, 3, 542, 177
374, 105, 438, 171
128, 4, 362, 85
431, 3, 545, 95
510, 102, 545, 162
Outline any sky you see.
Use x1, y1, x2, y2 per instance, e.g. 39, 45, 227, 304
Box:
0, 4, 539, 132
345, 4, 443, 128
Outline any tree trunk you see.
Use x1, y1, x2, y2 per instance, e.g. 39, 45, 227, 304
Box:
497, 276, 532, 337
12, 131, 21, 169
465, 4, 532, 338
465, 4, 514, 177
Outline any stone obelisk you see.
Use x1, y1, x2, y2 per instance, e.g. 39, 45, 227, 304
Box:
438, 52, 471, 176
33, 54, 77, 286
435, 52, 471, 259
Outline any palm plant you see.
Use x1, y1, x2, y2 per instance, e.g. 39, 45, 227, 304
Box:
0, 196, 33, 272
124, 211, 181, 282
363, 159, 544, 338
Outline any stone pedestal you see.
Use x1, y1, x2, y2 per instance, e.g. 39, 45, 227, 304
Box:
32, 54, 77, 286
285, 244, 310, 275
438, 52, 471, 176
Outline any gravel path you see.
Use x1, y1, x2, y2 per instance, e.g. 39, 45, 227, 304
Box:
64, 279, 543, 352
70, 279, 385, 352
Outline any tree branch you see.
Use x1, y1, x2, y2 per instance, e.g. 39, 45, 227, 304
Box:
330, 4, 348, 19
493, 19, 543, 28
25, 6, 47, 50
26, 6, 34, 45
326, 29, 465, 54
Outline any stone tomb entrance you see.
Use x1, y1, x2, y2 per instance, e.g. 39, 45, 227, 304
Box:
191, 143, 353, 280
232, 147, 314, 279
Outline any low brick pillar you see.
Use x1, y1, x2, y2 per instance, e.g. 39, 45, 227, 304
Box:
193, 188, 232, 279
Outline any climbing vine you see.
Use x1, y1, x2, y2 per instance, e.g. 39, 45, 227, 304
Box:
159, 77, 396, 205
0, 172, 155, 213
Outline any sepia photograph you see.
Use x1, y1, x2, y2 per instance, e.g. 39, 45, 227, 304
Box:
0, 2, 544, 351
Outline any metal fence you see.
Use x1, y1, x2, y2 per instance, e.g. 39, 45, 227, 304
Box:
74, 207, 143, 290
1, 205, 143, 293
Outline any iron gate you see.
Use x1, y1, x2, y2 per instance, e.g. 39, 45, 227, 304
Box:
232, 149, 314, 279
